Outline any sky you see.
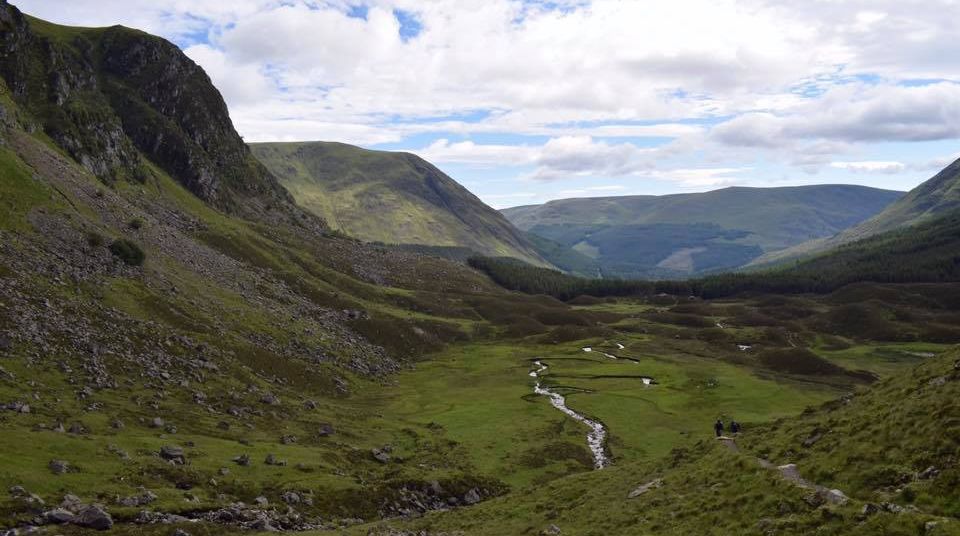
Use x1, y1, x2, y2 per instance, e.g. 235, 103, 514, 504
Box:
16, 0, 960, 208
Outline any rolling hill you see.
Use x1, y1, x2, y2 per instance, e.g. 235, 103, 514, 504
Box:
503, 185, 902, 278
251, 141, 546, 265
753, 157, 960, 266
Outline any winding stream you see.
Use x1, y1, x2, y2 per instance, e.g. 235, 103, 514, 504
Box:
530, 360, 610, 469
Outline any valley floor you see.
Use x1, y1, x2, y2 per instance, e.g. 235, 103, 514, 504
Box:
2, 288, 958, 535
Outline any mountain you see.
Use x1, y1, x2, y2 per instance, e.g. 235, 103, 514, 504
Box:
0, 5, 318, 228
250, 141, 546, 264
2, 5, 957, 536
754, 157, 960, 266
503, 185, 903, 278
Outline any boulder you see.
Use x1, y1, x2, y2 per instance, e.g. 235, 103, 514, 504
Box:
260, 393, 280, 405
463, 488, 482, 505
159, 445, 185, 464
49, 459, 70, 475
318, 423, 335, 437
628, 478, 664, 498
918, 466, 939, 480
75, 504, 113, 530
233, 454, 251, 466
371, 448, 390, 464
44, 508, 77, 524
822, 489, 849, 505
150, 417, 165, 428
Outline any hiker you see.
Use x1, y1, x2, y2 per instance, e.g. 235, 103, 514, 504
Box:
730, 420, 741, 434
714, 418, 724, 437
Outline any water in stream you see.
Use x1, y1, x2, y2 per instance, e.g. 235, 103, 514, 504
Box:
530, 360, 610, 469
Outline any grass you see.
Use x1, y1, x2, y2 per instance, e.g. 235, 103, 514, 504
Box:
250, 141, 545, 265
0, 146, 54, 231
0, 55, 957, 534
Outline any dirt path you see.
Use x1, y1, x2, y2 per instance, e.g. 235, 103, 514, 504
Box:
717, 437, 849, 503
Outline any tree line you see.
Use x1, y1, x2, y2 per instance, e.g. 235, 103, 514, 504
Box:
468, 209, 960, 300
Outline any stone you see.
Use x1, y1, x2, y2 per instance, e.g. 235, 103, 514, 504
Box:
280, 434, 297, 445
918, 466, 939, 480
75, 504, 114, 530
802, 429, 826, 448
281, 491, 301, 505
260, 393, 280, 405
60, 494, 84, 512
318, 423, 335, 437
541, 524, 562, 536
463, 488, 482, 505
250, 517, 277, 532
110, 419, 124, 429
49, 459, 69, 475
44, 508, 77, 524
371, 448, 390, 464
174, 529, 192, 536
218, 467, 230, 476
628, 478, 664, 498
822, 489, 849, 505
8, 485, 25, 497
233, 454, 251, 466
254, 496, 269, 507
150, 417, 165, 428
303, 399, 317, 410
118, 490, 157, 507
159, 445, 185, 464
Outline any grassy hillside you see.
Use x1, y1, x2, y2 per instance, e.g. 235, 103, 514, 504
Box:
755, 157, 960, 266
2, 5, 957, 536
251, 141, 545, 265
503, 185, 902, 277
360, 346, 960, 536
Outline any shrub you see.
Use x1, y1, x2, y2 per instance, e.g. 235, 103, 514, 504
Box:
109, 239, 145, 266
86, 231, 105, 248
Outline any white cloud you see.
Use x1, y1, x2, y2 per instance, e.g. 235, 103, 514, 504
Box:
829, 161, 906, 174
417, 136, 657, 181
14, 0, 960, 190
650, 167, 751, 187
712, 82, 960, 149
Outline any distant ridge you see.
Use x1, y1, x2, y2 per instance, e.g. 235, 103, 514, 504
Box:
754, 157, 960, 266
503, 184, 902, 277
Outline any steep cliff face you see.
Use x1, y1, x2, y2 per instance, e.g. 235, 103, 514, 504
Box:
0, 2, 317, 226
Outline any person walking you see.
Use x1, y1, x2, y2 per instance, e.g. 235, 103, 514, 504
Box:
730, 420, 741, 435
714, 418, 724, 437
